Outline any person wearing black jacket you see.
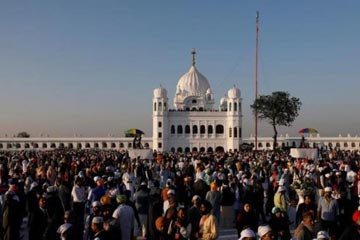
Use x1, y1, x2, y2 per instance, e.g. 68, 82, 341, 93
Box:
28, 197, 48, 240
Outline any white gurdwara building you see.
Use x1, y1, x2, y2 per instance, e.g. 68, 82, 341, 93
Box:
152, 49, 242, 153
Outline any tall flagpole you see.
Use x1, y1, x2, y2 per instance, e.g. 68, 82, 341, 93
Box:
255, 11, 259, 151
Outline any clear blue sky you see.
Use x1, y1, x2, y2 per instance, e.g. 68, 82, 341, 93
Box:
0, 1, 359, 137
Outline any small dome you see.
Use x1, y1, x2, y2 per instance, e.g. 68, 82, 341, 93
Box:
220, 96, 228, 105
227, 86, 241, 99
153, 86, 167, 98
176, 66, 211, 97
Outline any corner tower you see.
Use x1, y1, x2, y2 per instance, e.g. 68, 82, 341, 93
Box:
152, 85, 168, 151
226, 86, 243, 151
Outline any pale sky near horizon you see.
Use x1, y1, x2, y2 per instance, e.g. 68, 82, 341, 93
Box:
0, 1, 359, 138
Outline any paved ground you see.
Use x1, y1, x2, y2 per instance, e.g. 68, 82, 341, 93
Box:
219, 228, 238, 239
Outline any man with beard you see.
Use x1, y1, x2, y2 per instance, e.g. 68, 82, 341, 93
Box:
293, 211, 315, 240
317, 187, 339, 237
168, 206, 192, 240
197, 200, 218, 240
189, 195, 202, 240
84, 201, 102, 240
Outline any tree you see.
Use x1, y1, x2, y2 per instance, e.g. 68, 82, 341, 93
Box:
251, 91, 301, 150
17, 131, 30, 138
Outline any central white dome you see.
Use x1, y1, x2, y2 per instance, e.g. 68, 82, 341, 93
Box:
176, 65, 211, 97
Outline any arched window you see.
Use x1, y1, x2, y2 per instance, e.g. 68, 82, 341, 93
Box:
192, 125, 198, 134
158, 102, 162, 111
177, 125, 183, 134
292, 141, 296, 147
282, 143, 285, 148
352, 142, 356, 148
154, 102, 156, 111
229, 102, 232, 111
266, 142, 270, 147
102, 142, 107, 148
234, 102, 237, 111
207, 147, 213, 152
59, 143, 64, 149
258, 142, 263, 148
215, 125, 224, 134
111, 143, 116, 148
25, 143, 30, 149
7, 143, 12, 149
234, 127, 238, 138
192, 147, 198, 152
171, 147, 175, 153
164, 102, 167, 111
128, 143, 132, 148
42, 143, 48, 149
94, 143, 99, 148
328, 143, 333, 148
177, 147, 183, 153
185, 147, 190, 153
68, 143, 73, 149
171, 125, 175, 134
229, 128, 232, 137
50, 143, 56, 148
120, 143, 124, 148
77, 143, 82, 149
200, 125, 205, 134
208, 125, 213, 134
344, 142, 348, 148
185, 125, 190, 134
200, 147, 205, 152
16, 143, 21, 149
85, 143, 90, 148
336, 142, 340, 147
33, 143, 39, 148
144, 143, 149, 148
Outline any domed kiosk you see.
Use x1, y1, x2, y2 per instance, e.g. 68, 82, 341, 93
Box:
153, 49, 242, 152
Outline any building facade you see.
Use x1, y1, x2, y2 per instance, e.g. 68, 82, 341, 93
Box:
152, 49, 242, 152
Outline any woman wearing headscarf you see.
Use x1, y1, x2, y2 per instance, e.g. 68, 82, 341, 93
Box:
235, 201, 258, 238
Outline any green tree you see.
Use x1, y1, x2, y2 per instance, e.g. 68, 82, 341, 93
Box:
251, 91, 301, 150
17, 131, 30, 138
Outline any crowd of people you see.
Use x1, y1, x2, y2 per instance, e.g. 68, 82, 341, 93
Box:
0, 147, 360, 240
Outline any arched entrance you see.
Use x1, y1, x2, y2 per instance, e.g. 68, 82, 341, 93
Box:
215, 146, 224, 152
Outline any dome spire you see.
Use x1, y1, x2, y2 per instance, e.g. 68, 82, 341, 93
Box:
191, 48, 196, 66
